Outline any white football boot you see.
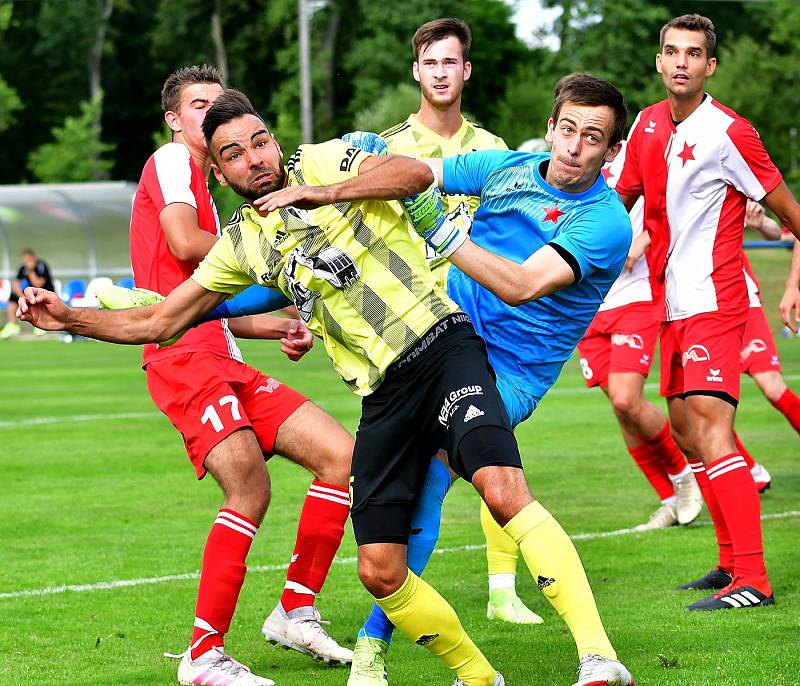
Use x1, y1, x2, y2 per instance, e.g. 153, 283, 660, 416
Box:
573, 654, 635, 686
176, 646, 274, 686
672, 471, 703, 525
633, 502, 677, 531
262, 603, 353, 665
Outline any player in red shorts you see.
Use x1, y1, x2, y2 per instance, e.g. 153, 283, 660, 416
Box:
130, 66, 353, 685
578, 153, 701, 531
615, 14, 800, 611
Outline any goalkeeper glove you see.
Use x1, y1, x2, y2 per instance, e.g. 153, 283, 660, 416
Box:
341, 131, 389, 157
401, 174, 468, 258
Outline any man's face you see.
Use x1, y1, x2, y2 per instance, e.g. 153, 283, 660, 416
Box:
165, 82, 224, 152
210, 114, 286, 201
545, 101, 620, 193
22, 253, 36, 270
412, 35, 472, 109
656, 28, 716, 99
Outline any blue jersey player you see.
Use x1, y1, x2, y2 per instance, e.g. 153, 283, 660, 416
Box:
256, 73, 635, 686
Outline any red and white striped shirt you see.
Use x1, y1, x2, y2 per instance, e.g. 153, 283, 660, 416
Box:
131, 142, 241, 366
616, 96, 782, 322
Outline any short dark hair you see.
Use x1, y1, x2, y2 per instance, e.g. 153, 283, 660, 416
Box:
412, 18, 471, 61
660, 14, 716, 57
202, 88, 266, 149
161, 64, 225, 114
550, 73, 627, 147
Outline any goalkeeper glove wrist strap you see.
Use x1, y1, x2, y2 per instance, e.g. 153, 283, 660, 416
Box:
401, 172, 467, 258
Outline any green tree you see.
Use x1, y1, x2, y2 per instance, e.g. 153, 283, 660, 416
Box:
28, 93, 116, 182
0, 1, 21, 133
353, 83, 420, 133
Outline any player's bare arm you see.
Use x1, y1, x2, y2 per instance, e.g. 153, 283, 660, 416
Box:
626, 231, 651, 272
761, 181, 800, 330
745, 200, 782, 241
616, 191, 639, 213
448, 240, 576, 306
160, 203, 218, 261
17, 279, 226, 343
254, 154, 433, 214
227, 315, 313, 361
779, 240, 800, 332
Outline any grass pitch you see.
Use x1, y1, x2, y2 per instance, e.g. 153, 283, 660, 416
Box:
1, 248, 798, 685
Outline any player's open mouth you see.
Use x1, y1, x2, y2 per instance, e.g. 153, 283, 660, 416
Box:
673, 73, 689, 83
252, 172, 274, 185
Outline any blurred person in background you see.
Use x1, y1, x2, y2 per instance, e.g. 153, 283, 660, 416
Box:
1, 248, 53, 339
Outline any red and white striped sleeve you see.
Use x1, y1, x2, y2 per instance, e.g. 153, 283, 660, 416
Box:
722, 115, 782, 201
147, 143, 198, 212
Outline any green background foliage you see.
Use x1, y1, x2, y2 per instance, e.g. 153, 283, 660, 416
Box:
1, 0, 799, 188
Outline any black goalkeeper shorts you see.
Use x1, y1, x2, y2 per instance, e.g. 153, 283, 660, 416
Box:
350, 313, 521, 546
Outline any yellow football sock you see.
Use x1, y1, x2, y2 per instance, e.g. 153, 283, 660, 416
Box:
480, 498, 519, 576
504, 501, 616, 659
376, 570, 498, 686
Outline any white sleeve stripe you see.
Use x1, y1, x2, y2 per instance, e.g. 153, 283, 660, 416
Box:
153, 144, 199, 209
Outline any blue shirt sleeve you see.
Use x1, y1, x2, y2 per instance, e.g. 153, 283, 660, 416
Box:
549, 204, 632, 282
443, 150, 512, 196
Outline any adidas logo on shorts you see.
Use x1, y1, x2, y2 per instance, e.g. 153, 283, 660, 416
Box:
464, 405, 485, 422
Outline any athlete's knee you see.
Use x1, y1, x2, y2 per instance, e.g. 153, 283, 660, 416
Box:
473, 465, 532, 527
609, 386, 642, 421
358, 547, 407, 598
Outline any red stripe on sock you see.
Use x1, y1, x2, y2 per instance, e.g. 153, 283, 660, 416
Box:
280, 481, 349, 613
191, 509, 257, 659
689, 459, 733, 572
706, 454, 769, 591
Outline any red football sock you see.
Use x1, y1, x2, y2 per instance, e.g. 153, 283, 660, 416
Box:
732, 431, 755, 469
706, 454, 769, 593
280, 481, 350, 613
645, 420, 688, 477
191, 509, 258, 660
628, 443, 675, 500
771, 387, 800, 433
689, 458, 734, 572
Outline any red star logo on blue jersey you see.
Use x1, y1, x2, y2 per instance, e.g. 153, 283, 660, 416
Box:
677, 142, 696, 167
543, 203, 565, 223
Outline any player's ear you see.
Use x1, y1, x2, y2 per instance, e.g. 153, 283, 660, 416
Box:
705, 56, 717, 77
605, 141, 623, 165
544, 118, 555, 143
211, 164, 228, 187
165, 110, 181, 133
412, 61, 421, 83
655, 52, 663, 74
463, 60, 472, 81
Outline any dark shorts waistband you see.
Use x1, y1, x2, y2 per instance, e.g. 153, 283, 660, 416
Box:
392, 312, 472, 372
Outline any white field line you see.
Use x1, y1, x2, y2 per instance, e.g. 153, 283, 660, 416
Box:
4, 373, 800, 429
2, 510, 797, 601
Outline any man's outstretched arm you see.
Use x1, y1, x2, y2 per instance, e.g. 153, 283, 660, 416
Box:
17, 278, 227, 344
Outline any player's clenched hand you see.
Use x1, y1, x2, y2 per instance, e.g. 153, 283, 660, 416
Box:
779, 283, 800, 333
253, 185, 334, 215
280, 319, 313, 362
16, 287, 71, 331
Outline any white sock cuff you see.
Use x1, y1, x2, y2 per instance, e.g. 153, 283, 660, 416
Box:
667, 465, 691, 482
488, 573, 516, 591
